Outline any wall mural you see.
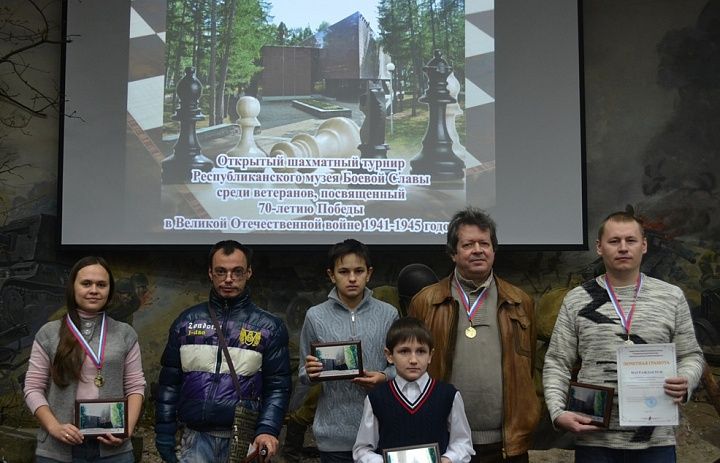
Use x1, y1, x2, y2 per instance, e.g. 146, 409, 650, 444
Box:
0, 0, 718, 461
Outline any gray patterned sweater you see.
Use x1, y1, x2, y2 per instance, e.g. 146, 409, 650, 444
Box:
298, 287, 398, 452
543, 274, 704, 449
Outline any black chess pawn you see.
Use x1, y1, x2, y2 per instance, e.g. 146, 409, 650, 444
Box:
409, 50, 465, 185
358, 79, 389, 159
162, 67, 214, 184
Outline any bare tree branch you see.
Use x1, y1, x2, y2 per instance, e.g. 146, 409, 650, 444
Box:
0, 0, 69, 128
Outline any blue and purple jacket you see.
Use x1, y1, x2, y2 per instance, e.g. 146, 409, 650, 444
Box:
154, 288, 291, 439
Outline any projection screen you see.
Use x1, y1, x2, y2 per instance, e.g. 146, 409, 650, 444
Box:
60, 0, 585, 247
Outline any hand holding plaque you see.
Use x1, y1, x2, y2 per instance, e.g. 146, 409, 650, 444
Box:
565, 382, 614, 428
75, 398, 128, 437
309, 341, 363, 381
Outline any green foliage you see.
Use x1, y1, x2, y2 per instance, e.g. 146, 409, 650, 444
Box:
225, 0, 274, 84
296, 99, 347, 111
385, 99, 466, 157
268, 20, 325, 47
110, 402, 125, 427
165, 0, 274, 116
377, 0, 465, 95
345, 345, 359, 369
79, 407, 87, 427
163, 0, 465, 120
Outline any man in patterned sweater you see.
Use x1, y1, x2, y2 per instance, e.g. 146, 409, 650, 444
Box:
543, 211, 704, 462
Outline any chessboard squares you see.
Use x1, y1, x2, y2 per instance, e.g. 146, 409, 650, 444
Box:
130, 7, 156, 39
466, 8, 494, 39
465, 52, 494, 100
465, 0, 494, 16
464, 104, 494, 163
465, 78, 494, 109
131, 0, 166, 35
465, 19, 494, 58
128, 75, 165, 131
128, 34, 165, 82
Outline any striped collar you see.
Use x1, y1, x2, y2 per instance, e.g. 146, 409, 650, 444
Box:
389, 373, 435, 414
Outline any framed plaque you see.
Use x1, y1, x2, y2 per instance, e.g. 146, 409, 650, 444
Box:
75, 398, 129, 437
310, 340, 363, 381
383, 443, 440, 463
566, 382, 614, 427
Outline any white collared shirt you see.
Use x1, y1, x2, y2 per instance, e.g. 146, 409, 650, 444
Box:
352, 373, 475, 463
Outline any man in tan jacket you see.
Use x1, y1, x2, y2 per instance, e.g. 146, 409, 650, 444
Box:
409, 207, 539, 462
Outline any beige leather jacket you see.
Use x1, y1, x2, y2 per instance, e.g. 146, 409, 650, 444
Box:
408, 275, 540, 457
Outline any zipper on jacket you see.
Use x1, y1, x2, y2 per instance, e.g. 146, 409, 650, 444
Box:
350, 309, 357, 339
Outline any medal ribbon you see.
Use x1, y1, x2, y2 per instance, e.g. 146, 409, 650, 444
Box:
454, 275, 489, 323
604, 274, 643, 336
66, 313, 107, 370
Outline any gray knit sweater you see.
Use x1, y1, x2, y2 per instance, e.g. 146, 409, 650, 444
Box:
298, 288, 398, 452
543, 274, 704, 449
31, 317, 140, 461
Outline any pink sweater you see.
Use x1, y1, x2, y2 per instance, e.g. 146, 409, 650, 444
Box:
24, 314, 146, 414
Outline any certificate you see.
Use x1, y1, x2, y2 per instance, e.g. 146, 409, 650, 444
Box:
617, 343, 678, 426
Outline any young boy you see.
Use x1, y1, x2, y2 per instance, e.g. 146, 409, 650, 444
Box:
353, 318, 474, 463
299, 239, 399, 463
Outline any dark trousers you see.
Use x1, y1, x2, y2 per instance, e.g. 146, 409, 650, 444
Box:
319, 450, 354, 463
575, 445, 676, 463
471, 443, 529, 463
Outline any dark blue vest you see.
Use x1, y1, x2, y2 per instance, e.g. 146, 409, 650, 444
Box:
368, 378, 456, 454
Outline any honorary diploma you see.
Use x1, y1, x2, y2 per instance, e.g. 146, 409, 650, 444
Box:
617, 343, 678, 426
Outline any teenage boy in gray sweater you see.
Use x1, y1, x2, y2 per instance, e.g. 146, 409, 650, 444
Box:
299, 239, 399, 463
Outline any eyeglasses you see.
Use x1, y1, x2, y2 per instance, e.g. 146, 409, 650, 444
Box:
212, 267, 247, 279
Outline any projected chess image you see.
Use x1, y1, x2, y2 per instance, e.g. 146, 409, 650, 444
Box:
125, 0, 495, 243
63, 0, 584, 246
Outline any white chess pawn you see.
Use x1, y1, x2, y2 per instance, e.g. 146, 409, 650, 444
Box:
227, 96, 265, 158
446, 72, 479, 168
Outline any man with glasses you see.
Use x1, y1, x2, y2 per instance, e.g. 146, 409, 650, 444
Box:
155, 240, 291, 462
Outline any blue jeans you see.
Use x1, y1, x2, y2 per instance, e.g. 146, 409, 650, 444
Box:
575, 445, 676, 463
319, 450, 354, 463
179, 428, 230, 463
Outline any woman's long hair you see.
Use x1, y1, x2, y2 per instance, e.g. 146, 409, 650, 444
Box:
51, 256, 115, 387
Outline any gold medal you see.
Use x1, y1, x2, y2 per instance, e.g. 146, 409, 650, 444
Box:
465, 326, 477, 338
94, 372, 104, 388
624, 339, 634, 346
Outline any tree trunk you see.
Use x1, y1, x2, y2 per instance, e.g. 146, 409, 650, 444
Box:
405, 0, 423, 117
169, 0, 189, 110
208, 0, 217, 125
428, 0, 437, 51
216, 0, 238, 126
